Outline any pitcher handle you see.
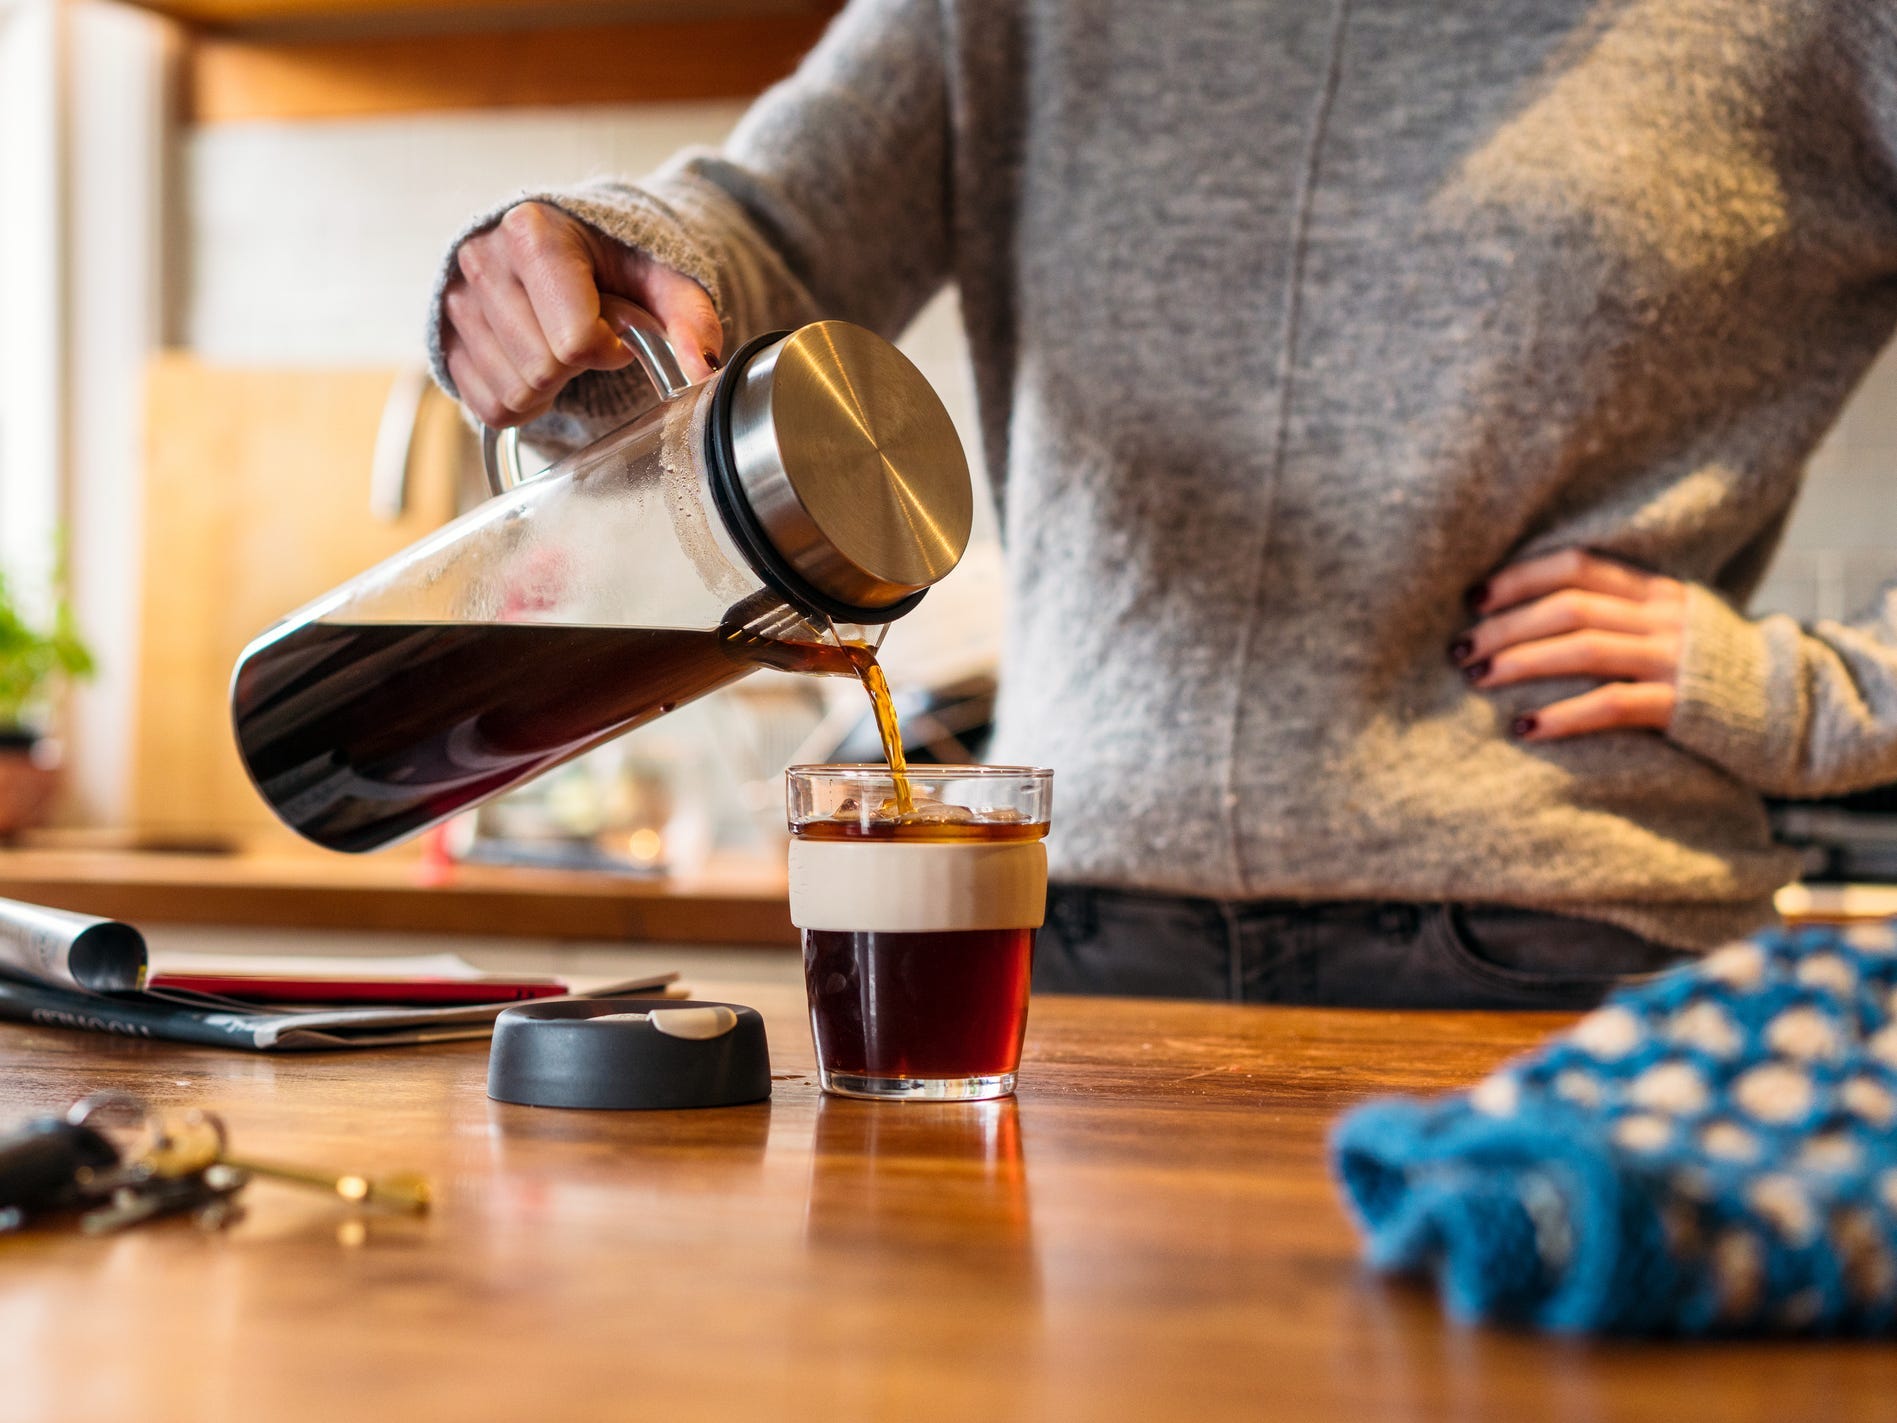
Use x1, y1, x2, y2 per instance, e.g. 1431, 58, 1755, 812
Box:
480, 296, 696, 496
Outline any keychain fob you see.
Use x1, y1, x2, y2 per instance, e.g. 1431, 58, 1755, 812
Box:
0, 1117, 119, 1224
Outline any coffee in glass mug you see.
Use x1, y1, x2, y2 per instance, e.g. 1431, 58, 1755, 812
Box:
786, 766, 1053, 1101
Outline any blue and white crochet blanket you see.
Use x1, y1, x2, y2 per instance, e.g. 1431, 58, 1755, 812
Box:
1331, 925, 1897, 1334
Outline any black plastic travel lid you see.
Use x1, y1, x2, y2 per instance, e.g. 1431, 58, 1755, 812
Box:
487, 998, 771, 1111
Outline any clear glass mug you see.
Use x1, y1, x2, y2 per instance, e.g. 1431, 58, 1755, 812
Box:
787, 765, 1053, 1101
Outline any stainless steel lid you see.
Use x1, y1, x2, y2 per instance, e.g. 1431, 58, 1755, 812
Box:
722, 322, 973, 613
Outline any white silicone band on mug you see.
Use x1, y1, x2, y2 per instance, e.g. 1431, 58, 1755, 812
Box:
787, 839, 1048, 933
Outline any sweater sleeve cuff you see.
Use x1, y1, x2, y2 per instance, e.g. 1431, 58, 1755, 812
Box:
423, 175, 726, 447
1667, 584, 1803, 792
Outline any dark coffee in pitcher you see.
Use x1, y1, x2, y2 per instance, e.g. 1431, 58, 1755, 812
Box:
231, 613, 912, 854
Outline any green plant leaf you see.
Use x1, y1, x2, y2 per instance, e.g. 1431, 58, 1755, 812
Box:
0, 541, 98, 729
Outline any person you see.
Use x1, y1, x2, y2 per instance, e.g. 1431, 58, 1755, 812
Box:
428, 1, 1897, 1008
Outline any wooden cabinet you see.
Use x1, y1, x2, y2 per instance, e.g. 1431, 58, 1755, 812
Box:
130, 356, 473, 847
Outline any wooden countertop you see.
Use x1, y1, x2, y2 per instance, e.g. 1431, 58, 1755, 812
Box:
0, 844, 796, 945
1, 839, 1881, 949
2, 986, 1890, 1420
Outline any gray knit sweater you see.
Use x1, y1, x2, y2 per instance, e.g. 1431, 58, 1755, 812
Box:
431, 0, 1897, 950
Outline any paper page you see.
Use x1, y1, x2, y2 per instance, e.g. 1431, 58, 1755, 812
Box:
239, 973, 680, 1046
149, 950, 495, 981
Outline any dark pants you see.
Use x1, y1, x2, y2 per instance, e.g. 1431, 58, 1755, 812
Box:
1034, 884, 1692, 1009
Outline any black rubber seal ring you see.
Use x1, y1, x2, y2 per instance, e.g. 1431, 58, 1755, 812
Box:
704, 329, 928, 627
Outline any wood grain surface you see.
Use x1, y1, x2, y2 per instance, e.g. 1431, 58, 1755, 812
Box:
1, 983, 1889, 1422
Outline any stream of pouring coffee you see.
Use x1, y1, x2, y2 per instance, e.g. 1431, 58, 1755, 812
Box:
838, 643, 914, 817
716, 597, 914, 814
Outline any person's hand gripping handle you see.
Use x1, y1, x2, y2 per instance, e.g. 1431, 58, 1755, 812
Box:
481, 296, 693, 496
440, 200, 725, 430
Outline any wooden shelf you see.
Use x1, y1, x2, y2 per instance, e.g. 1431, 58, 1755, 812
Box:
107, 0, 845, 123
0, 844, 796, 944
114, 1, 836, 35
186, 11, 834, 121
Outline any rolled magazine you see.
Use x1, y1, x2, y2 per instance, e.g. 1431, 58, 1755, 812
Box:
0, 896, 147, 992
0, 894, 674, 1051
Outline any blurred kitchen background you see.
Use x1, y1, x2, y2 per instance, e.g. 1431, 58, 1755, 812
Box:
0, 0, 1005, 876
0, 0, 1894, 880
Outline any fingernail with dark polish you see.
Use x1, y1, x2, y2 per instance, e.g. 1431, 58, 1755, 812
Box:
1464, 581, 1490, 611
702, 349, 723, 371
1448, 637, 1474, 664
1462, 658, 1491, 683
1511, 714, 1538, 738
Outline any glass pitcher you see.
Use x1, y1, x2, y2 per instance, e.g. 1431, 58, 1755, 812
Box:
229, 301, 973, 854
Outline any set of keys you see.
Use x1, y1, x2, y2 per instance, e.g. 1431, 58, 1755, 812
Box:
0, 1092, 431, 1235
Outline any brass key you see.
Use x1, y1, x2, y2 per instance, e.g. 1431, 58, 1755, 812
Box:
213, 1155, 431, 1214
139, 1108, 431, 1215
